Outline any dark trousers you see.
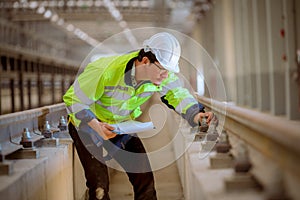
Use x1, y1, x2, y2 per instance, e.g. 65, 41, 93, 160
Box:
68, 122, 157, 200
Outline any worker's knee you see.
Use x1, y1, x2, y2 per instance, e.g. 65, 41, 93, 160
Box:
96, 187, 105, 199
85, 187, 105, 200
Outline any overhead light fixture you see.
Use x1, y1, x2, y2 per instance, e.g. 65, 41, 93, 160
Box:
66, 23, 75, 32
36, 6, 45, 14
94, 0, 102, 7
29, 1, 38, 9
57, 18, 64, 26
43, 10, 52, 18
51, 14, 59, 22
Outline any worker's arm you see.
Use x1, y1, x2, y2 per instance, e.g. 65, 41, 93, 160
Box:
160, 73, 217, 127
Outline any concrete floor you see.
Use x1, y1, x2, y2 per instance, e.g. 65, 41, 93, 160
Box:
109, 161, 184, 200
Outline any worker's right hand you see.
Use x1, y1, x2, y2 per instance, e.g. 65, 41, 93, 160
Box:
88, 119, 117, 140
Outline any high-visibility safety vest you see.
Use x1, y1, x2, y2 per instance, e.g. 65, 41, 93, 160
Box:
63, 50, 198, 127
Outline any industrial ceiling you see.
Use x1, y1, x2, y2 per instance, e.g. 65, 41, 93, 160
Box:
0, 0, 214, 62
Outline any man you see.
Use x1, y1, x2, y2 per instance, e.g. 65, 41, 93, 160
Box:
63, 32, 215, 200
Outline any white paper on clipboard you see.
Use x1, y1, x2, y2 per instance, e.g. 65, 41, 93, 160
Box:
110, 121, 155, 134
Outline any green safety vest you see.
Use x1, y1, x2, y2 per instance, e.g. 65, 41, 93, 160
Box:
63, 50, 197, 127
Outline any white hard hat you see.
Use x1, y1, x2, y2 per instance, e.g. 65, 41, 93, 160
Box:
143, 32, 181, 73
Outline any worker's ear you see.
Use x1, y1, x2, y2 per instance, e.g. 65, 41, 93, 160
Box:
141, 56, 150, 64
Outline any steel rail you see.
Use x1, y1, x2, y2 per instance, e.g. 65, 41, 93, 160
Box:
196, 95, 300, 180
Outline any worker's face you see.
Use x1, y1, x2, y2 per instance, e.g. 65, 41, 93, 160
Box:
150, 62, 169, 86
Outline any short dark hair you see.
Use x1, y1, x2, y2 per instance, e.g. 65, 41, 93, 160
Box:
137, 49, 158, 63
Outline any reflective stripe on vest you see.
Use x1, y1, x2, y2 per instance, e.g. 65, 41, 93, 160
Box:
74, 79, 94, 105
104, 90, 132, 101
137, 92, 153, 98
175, 97, 197, 113
67, 103, 90, 114
160, 78, 182, 96
96, 100, 132, 116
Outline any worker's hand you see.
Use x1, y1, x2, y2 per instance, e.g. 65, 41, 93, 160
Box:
194, 112, 218, 126
99, 122, 117, 140
88, 119, 117, 140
